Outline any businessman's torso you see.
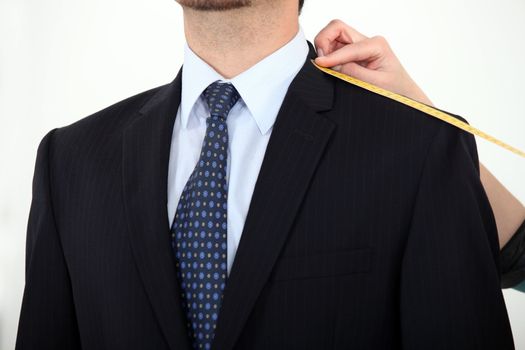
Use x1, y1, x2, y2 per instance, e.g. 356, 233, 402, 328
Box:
44, 55, 457, 349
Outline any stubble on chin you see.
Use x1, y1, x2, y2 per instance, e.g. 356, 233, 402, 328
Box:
176, 0, 252, 11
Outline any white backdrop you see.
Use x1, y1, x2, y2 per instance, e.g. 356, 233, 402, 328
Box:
1, 0, 524, 348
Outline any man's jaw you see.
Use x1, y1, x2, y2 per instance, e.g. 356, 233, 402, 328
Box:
176, 0, 252, 12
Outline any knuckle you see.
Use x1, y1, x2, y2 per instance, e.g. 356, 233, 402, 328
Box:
372, 35, 386, 44
329, 18, 343, 26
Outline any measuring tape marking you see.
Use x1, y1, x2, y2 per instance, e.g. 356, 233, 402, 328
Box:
311, 59, 525, 158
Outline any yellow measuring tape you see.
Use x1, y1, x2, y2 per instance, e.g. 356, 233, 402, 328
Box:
311, 59, 525, 158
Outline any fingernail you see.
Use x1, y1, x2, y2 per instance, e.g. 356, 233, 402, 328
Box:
317, 48, 324, 57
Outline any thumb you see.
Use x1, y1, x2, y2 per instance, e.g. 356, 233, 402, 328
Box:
339, 62, 383, 86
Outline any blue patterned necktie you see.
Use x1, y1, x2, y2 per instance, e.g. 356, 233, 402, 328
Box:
171, 81, 240, 349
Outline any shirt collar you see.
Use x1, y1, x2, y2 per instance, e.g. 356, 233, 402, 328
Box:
180, 26, 309, 135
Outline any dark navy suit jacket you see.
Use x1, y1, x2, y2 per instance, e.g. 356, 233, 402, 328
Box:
16, 42, 514, 349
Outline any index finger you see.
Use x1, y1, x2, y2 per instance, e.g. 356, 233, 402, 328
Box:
314, 39, 382, 67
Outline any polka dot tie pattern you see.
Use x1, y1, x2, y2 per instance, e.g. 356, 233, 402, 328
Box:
170, 81, 240, 349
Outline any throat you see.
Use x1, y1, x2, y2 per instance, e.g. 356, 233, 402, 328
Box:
182, 2, 299, 79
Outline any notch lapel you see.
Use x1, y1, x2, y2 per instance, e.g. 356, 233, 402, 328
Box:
211, 43, 336, 350
122, 68, 191, 350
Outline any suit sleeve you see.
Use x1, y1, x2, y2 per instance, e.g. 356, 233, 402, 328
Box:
16, 129, 81, 350
400, 121, 515, 349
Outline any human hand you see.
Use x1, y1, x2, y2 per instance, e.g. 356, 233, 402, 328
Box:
314, 19, 433, 106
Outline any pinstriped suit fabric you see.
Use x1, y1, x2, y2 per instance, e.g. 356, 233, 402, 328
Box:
16, 42, 514, 349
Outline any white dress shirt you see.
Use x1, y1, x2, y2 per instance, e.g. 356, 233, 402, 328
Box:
167, 27, 309, 276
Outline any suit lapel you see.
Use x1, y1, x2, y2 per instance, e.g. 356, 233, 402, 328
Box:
211, 43, 336, 350
122, 68, 191, 350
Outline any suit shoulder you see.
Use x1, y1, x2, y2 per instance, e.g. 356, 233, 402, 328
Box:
328, 74, 477, 167
36, 82, 170, 171
51, 83, 167, 145
331, 75, 471, 138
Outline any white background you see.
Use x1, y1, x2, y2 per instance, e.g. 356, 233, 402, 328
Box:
1, 0, 524, 348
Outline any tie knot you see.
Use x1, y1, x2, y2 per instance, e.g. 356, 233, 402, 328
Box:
202, 81, 241, 120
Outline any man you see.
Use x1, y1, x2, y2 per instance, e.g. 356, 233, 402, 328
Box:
16, 0, 514, 349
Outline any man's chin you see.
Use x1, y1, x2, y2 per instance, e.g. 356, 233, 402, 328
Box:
176, 0, 252, 11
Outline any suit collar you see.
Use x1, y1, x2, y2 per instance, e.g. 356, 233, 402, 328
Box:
292, 40, 334, 112
122, 41, 334, 350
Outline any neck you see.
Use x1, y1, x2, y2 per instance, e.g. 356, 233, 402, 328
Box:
182, 2, 299, 78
